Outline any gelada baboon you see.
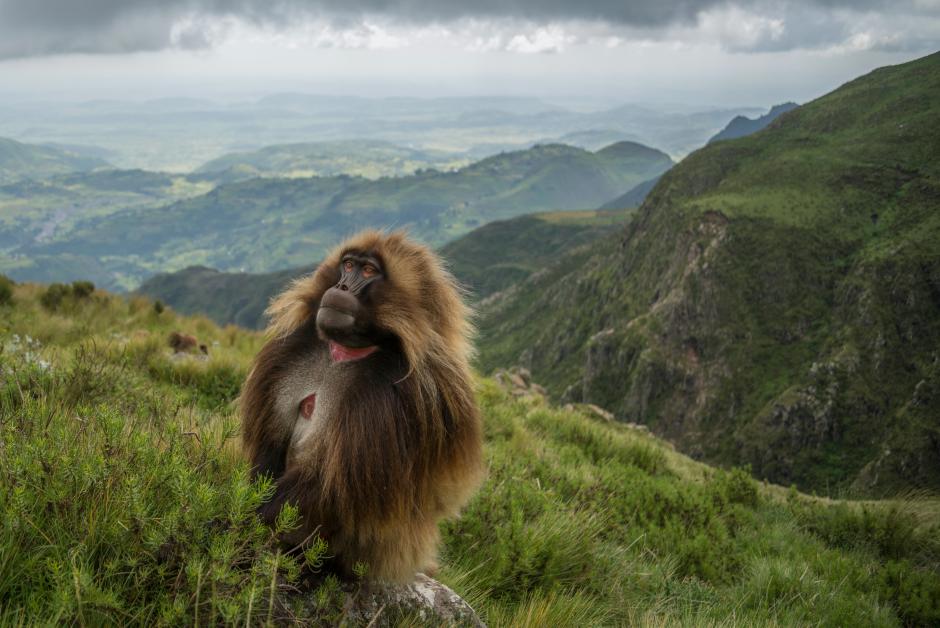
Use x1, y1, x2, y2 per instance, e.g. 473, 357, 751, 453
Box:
168, 331, 208, 355
241, 230, 483, 582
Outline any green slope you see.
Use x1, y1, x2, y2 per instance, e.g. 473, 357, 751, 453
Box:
12, 142, 672, 290
2, 283, 938, 626
0, 170, 214, 288
476, 51, 940, 495
136, 207, 634, 329
441, 208, 634, 300
0, 137, 109, 183
137, 264, 312, 329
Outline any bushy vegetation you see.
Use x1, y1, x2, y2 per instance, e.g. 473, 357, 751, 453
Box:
39, 280, 96, 312
0, 274, 13, 307
2, 284, 938, 626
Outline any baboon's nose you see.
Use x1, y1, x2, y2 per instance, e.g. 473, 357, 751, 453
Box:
317, 287, 361, 337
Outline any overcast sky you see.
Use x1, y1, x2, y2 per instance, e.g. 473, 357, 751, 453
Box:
0, 0, 937, 107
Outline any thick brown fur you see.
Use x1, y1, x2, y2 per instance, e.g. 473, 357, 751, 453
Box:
240, 230, 483, 582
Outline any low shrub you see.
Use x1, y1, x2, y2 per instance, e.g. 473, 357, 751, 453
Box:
39, 282, 71, 311
70, 280, 95, 299
0, 275, 14, 306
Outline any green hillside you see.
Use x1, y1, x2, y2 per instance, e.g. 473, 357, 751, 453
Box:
0, 170, 213, 286
441, 208, 634, 300
137, 264, 312, 329
0, 137, 109, 183
195, 140, 468, 181
136, 208, 632, 329
10, 142, 672, 290
475, 52, 940, 495
2, 282, 939, 626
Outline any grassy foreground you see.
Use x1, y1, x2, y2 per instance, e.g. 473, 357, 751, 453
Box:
1, 282, 938, 626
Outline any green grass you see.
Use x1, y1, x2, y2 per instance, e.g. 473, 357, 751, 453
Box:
1, 284, 939, 626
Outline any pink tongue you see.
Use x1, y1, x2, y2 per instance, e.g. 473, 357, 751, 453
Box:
329, 341, 378, 362
299, 393, 316, 419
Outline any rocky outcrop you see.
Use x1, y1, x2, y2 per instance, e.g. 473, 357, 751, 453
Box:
341, 574, 485, 627
493, 366, 546, 398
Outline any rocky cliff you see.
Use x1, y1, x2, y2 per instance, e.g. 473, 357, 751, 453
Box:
476, 52, 940, 495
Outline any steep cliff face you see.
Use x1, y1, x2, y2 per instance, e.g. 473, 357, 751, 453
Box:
477, 52, 940, 494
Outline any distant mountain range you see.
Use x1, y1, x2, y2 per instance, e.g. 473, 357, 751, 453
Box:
708, 102, 799, 143
194, 140, 468, 182
0, 137, 109, 184
472, 52, 940, 495
4, 141, 673, 290
0, 95, 760, 171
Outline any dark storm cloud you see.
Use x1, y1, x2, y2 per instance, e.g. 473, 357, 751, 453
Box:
0, 0, 719, 34
0, 0, 925, 58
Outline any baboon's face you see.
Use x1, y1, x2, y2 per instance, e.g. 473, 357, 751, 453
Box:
316, 249, 387, 360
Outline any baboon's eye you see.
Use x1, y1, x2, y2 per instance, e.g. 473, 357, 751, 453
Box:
362, 264, 377, 278
343, 260, 354, 272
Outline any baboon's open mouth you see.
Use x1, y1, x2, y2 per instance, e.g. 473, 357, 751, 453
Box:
329, 341, 378, 363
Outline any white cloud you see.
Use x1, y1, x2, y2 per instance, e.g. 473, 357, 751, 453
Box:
311, 22, 407, 49
696, 7, 786, 51
505, 26, 576, 53
169, 14, 234, 50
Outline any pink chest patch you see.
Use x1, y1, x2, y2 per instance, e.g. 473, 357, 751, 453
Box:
299, 393, 316, 420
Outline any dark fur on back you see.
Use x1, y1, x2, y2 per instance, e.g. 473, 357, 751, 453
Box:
240, 230, 483, 581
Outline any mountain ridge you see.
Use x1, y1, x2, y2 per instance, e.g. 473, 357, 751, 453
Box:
0, 136, 110, 183
707, 101, 799, 143
474, 51, 940, 495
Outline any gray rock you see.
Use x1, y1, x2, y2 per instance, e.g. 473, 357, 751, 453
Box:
342, 573, 485, 627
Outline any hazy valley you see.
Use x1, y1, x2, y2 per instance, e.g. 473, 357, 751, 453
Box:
1, 138, 673, 290
0, 96, 760, 172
